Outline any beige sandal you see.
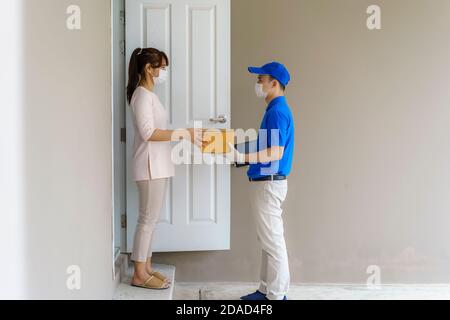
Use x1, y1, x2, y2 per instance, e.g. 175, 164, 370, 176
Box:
131, 275, 170, 290
151, 271, 171, 284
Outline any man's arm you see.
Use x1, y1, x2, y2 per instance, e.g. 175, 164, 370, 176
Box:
230, 110, 288, 166
244, 146, 285, 164
227, 143, 284, 166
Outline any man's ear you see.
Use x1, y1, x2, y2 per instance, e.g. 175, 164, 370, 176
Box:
271, 79, 278, 89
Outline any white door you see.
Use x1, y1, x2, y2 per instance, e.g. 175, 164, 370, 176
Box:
125, 0, 231, 252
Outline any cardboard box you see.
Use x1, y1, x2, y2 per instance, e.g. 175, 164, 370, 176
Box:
202, 129, 235, 154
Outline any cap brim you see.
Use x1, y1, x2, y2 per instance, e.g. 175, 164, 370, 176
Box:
248, 67, 266, 75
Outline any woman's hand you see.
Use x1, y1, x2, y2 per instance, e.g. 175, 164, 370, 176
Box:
187, 128, 208, 149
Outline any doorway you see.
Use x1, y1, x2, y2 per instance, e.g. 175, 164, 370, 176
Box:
111, 0, 232, 278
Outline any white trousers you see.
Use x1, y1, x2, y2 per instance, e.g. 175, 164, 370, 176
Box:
249, 180, 290, 300
131, 178, 168, 263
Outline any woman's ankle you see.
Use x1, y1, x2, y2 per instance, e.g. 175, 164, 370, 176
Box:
133, 271, 150, 281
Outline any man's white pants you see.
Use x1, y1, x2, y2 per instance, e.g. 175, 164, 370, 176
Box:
249, 180, 289, 300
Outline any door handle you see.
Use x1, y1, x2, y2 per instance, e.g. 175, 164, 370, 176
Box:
209, 114, 228, 124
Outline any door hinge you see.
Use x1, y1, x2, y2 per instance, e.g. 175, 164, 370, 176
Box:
120, 40, 126, 56
121, 213, 127, 229
120, 127, 126, 143
120, 10, 126, 25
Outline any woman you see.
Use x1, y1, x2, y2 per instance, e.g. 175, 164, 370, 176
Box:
127, 47, 203, 290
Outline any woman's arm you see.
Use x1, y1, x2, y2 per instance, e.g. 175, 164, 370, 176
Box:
148, 128, 204, 146
147, 129, 180, 142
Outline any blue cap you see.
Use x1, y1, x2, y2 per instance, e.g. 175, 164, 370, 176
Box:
248, 62, 291, 87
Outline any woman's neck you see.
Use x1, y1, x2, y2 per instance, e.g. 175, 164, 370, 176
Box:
139, 77, 154, 92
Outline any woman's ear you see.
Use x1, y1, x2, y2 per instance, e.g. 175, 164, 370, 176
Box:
145, 63, 154, 77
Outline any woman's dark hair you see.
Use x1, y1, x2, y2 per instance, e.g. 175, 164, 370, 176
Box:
127, 48, 169, 104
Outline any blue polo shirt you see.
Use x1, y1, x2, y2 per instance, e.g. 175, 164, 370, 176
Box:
247, 96, 295, 179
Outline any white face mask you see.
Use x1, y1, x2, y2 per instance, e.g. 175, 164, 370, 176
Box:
154, 69, 168, 85
255, 83, 268, 99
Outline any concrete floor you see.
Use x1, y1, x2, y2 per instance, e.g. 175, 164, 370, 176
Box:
113, 258, 450, 300
174, 283, 450, 300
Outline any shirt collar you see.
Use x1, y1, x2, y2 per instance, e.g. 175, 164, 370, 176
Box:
266, 96, 286, 111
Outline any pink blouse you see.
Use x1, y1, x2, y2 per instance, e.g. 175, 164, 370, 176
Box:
129, 86, 175, 181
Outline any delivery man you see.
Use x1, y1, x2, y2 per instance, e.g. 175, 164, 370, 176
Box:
225, 62, 295, 300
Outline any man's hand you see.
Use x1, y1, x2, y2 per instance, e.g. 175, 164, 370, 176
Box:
223, 143, 246, 164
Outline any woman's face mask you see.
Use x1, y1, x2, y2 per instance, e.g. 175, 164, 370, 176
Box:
154, 68, 168, 85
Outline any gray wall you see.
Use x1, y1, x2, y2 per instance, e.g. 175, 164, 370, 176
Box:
19, 0, 113, 299
154, 0, 450, 284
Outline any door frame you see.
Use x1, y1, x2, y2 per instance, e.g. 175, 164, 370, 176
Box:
111, 0, 127, 280
111, 0, 232, 278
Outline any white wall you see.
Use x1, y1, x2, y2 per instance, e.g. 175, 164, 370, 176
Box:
0, 0, 26, 299
1, 0, 115, 299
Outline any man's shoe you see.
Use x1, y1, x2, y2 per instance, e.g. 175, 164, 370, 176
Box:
240, 290, 268, 301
